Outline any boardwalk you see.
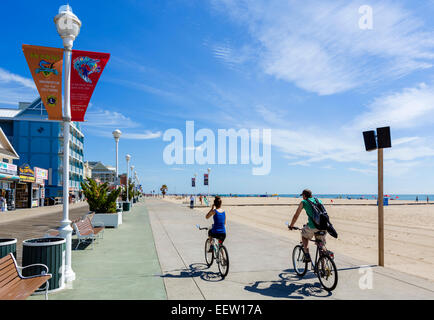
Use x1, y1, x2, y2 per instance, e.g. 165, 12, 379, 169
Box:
147, 199, 434, 300
0, 202, 89, 263
5, 198, 434, 300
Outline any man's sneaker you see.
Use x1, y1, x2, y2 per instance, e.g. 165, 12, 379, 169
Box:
208, 245, 214, 253
303, 252, 311, 263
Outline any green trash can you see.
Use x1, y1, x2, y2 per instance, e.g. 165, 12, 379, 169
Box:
123, 201, 131, 211
0, 238, 17, 259
22, 237, 66, 293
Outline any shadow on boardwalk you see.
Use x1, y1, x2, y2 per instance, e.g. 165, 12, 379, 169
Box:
160, 263, 225, 282
244, 269, 332, 299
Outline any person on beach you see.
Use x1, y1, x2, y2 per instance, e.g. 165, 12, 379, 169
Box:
288, 189, 325, 263
190, 195, 195, 209
205, 196, 226, 250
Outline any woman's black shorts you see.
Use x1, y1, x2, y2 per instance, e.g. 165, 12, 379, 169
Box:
208, 230, 226, 243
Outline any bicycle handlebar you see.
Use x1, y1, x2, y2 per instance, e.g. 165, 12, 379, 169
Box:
284, 222, 300, 230
196, 224, 209, 230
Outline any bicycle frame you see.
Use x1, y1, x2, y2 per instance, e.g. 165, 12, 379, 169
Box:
197, 224, 222, 262
211, 238, 223, 261
301, 238, 325, 272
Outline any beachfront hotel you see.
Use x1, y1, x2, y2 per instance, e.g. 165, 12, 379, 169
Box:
0, 97, 85, 206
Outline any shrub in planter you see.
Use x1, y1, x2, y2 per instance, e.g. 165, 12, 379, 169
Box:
81, 178, 121, 213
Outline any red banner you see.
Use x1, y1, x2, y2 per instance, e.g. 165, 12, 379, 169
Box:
70, 50, 110, 121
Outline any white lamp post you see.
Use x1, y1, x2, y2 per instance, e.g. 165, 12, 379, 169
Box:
54, 4, 82, 284
134, 172, 139, 197
112, 129, 121, 210
130, 165, 134, 202
125, 154, 131, 202
112, 129, 122, 181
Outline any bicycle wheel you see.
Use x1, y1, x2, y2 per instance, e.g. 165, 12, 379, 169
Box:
317, 254, 338, 291
217, 245, 229, 278
292, 245, 308, 277
204, 238, 214, 267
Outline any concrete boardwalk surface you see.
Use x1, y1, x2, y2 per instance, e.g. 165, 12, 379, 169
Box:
29, 200, 166, 300
147, 199, 434, 300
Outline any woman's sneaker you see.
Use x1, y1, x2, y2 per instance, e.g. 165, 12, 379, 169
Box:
303, 252, 311, 263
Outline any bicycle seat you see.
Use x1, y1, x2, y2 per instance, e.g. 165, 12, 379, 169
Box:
314, 230, 326, 236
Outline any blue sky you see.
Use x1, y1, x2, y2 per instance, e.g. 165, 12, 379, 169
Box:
2, 0, 434, 194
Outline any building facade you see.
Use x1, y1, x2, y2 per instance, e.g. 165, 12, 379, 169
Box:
83, 161, 92, 180
88, 161, 116, 184
0, 127, 20, 210
0, 98, 84, 201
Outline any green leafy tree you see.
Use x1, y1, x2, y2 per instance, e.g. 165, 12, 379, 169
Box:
121, 180, 135, 201
160, 184, 168, 197
81, 178, 121, 213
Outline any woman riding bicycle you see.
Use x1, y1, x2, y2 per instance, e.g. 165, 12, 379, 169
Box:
205, 196, 226, 249
288, 189, 326, 263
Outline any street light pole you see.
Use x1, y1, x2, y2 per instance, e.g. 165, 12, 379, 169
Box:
54, 4, 82, 284
131, 165, 134, 202
112, 129, 121, 209
125, 154, 131, 202
112, 129, 121, 181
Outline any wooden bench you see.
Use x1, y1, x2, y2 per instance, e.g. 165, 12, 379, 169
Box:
0, 253, 52, 300
44, 216, 84, 238
86, 214, 104, 239
72, 216, 104, 250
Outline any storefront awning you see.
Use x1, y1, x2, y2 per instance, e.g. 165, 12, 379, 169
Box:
0, 174, 20, 181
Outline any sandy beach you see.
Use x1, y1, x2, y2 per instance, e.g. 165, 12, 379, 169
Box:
163, 196, 434, 282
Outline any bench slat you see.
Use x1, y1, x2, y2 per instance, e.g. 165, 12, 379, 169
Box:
0, 266, 19, 286
0, 276, 20, 292
0, 276, 51, 300
0, 259, 15, 273
0, 254, 52, 300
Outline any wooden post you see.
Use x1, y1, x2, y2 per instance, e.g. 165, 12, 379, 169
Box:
378, 148, 384, 266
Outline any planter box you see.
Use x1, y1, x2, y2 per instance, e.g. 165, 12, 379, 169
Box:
92, 212, 122, 228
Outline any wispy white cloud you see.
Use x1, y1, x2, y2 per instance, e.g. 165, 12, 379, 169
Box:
353, 82, 434, 130
121, 131, 162, 140
0, 67, 37, 106
211, 0, 434, 95
82, 108, 141, 129
82, 107, 161, 140
239, 102, 434, 175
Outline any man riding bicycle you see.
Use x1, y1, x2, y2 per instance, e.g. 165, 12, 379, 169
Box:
288, 189, 326, 263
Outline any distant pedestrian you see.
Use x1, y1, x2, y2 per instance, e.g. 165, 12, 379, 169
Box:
427, 196, 429, 203
0, 196, 5, 212
416, 196, 419, 202
190, 195, 195, 209
199, 195, 203, 205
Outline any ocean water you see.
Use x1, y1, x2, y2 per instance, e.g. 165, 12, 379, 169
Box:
213, 194, 434, 201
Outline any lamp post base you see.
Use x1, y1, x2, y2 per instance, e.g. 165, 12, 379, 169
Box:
59, 222, 75, 283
